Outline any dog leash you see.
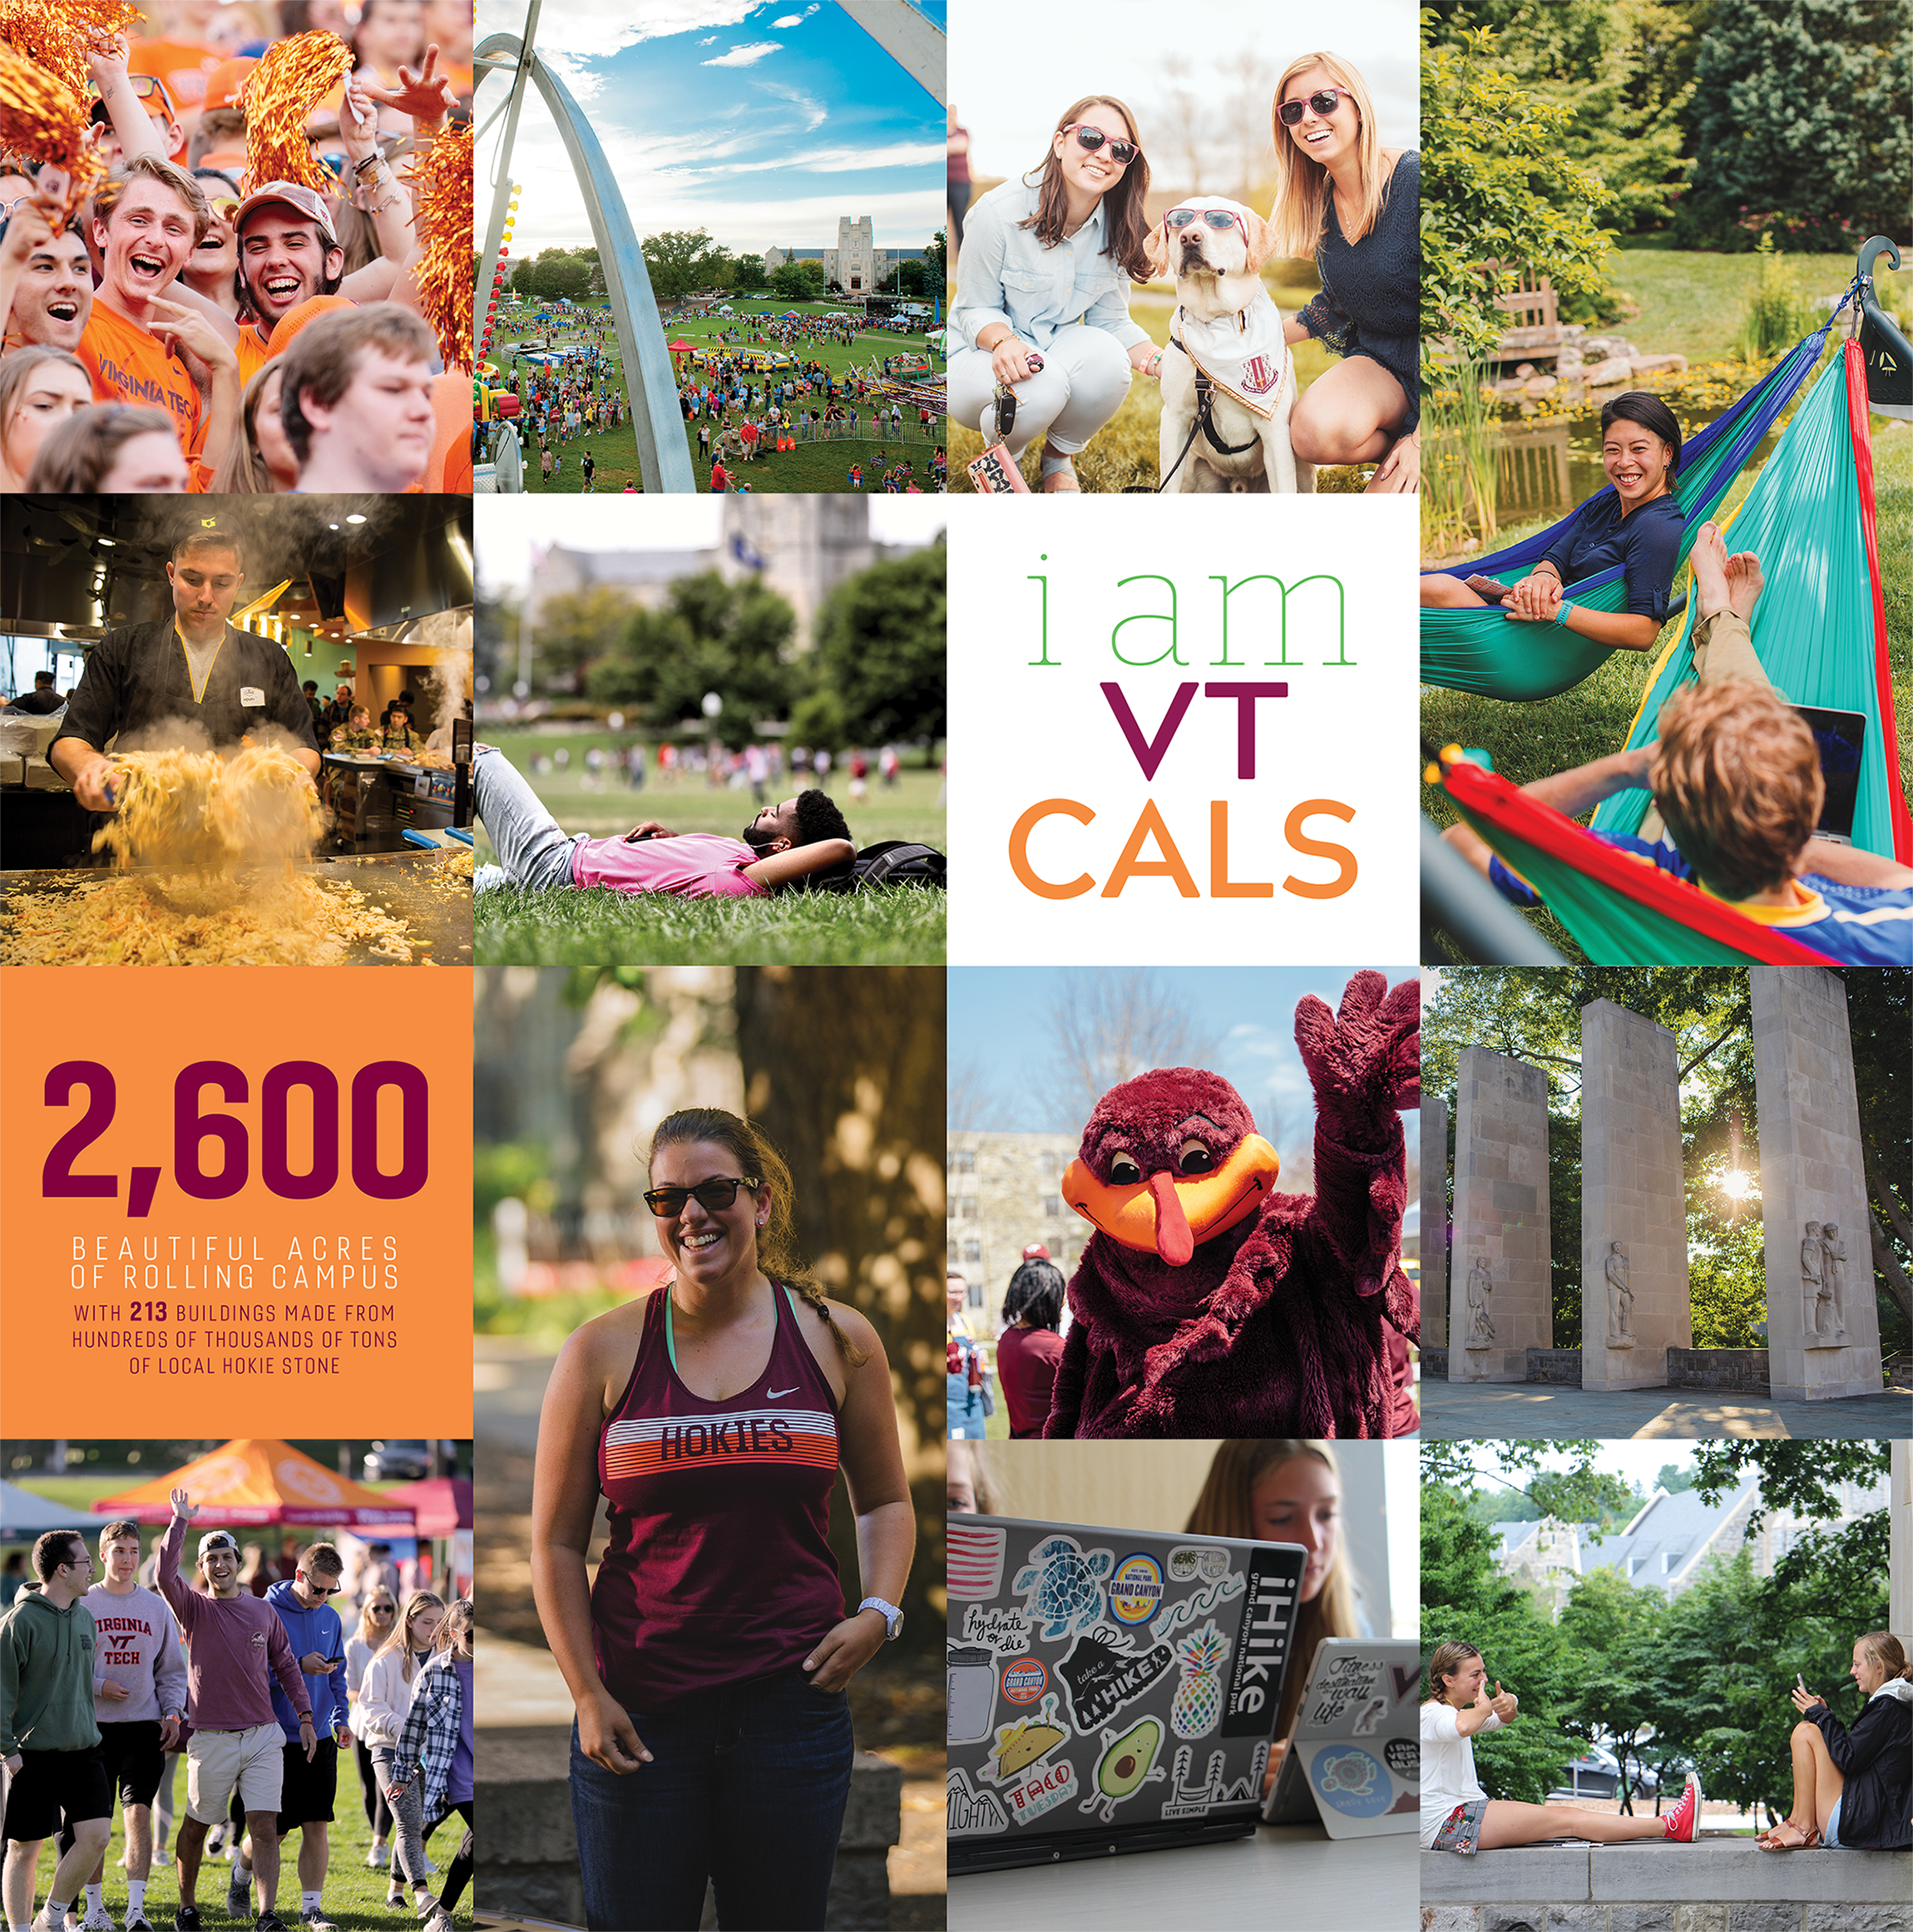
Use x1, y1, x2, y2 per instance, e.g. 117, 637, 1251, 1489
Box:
1151, 338, 1266, 492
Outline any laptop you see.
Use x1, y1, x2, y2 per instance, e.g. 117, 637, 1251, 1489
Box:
1261, 1638, 1422, 1837
1794, 704, 1867, 845
947, 1514, 1306, 1871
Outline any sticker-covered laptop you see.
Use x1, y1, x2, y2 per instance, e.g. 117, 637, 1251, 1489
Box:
1261, 1637, 1421, 1838
947, 1514, 1306, 1872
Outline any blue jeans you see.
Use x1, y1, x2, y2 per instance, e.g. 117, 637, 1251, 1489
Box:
569, 1667, 853, 1930
947, 1383, 986, 1439
470, 745, 585, 894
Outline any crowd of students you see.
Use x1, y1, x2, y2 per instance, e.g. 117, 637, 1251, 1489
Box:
0, 0, 473, 496
1, 1504, 473, 1932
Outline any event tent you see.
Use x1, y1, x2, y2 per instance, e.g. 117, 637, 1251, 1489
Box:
96, 1440, 417, 1529
377, 1477, 472, 1538
1, 1479, 104, 1542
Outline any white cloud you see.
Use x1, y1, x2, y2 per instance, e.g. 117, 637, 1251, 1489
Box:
702, 39, 783, 65
751, 79, 828, 131
770, 13, 805, 24
721, 138, 942, 174
699, 33, 717, 42
477, 0, 762, 53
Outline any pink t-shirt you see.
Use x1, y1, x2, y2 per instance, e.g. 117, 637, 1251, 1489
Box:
571, 832, 767, 898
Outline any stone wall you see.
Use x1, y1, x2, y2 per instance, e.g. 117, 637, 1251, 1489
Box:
1420, 1908, 1911, 1932
1665, 1348, 1772, 1394
1451, 1047, 1553, 1380
1422, 1094, 1450, 1349
945, 1130, 1084, 1332
1424, 1346, 1449, 1381
1525, 1348, 1584, 1385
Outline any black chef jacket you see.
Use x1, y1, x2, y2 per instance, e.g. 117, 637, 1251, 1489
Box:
52, 621, 319, 758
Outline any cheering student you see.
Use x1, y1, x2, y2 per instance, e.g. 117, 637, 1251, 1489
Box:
156, 1489, 315, 1932
0, 1534, 111, 1932
67, 1523, 186, 1932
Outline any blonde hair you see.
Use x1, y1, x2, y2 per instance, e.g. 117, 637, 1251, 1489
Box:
1185, 1440, 1358, 1742
1267, 53, 1388, 259
353, 1584, 398, 1648
434, 1598, 475, 1663
1859, 1631, 1913, 1683
0, 346, 90, 478
648, 1108, 869, 1367
377, 1589, 446, 1683
209, 362, 288, 494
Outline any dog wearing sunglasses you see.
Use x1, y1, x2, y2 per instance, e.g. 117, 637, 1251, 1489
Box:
1144, 197, 1312, 494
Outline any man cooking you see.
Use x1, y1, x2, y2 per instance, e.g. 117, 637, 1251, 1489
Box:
48, 526, 319, 813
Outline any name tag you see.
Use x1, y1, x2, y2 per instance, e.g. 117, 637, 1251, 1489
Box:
240, 687, 265, 707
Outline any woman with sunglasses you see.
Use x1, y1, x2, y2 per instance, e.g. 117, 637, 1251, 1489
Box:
344, 1588, 400, 1874
532, 1107, 914, 1931
184, 170, 242, 320
1267, 53, 1419, 492
948, 95, 1158, 490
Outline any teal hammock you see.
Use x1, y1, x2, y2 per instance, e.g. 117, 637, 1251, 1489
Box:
1590, 339, 1913, 864
1421, 313, 1841, 701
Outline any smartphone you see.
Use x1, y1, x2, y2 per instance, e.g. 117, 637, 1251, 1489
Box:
1797, 1673, 1806, 1691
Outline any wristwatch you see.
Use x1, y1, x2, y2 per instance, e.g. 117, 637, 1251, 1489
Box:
858, 1595, 904, 1640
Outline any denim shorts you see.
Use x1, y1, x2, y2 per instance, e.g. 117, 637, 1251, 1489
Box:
569, 1664, 854, 1930
1824, 1795, 1843, 1847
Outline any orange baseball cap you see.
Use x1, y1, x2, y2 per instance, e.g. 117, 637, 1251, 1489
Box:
202, 57, 258, 116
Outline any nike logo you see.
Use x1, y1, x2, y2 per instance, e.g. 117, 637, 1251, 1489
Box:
768, 1386, 798, 1399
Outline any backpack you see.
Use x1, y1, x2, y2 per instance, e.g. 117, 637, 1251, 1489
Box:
804, 840, 947, 894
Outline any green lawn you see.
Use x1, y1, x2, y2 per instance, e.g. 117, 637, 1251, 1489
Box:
1421, 427, 1913, 961
472, 740, 946, 966
487, 296, 946, 495
944, 277, 1371, 493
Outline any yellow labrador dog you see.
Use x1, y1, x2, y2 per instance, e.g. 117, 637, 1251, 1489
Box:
1145, 197, 1313, 494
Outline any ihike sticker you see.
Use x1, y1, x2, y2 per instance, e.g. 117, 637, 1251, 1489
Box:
1220, 1553, 1300, 1737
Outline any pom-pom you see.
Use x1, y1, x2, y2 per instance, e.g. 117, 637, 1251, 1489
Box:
406, 121, 474, 376
0, 0, 144, 104
238, 30, 353, 193
0, 39, 103, 220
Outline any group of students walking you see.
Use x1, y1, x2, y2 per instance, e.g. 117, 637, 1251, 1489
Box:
0, 1497, 472, 1932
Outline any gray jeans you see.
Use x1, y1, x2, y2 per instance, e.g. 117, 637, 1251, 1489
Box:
371, 1746, 432, 1895
471, 744, 585, 894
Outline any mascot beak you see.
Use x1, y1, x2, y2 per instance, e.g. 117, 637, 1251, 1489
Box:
1061, 1134, 1283, 1267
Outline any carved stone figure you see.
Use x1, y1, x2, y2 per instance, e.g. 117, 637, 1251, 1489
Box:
1817, 1223, 1846, 1337
1801, 1220, 1824, 1333
1466, 1257, 1494, 1346
1604, 1240, 1634, 1346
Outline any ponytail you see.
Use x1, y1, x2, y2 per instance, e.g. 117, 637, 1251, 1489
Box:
649, 1108, 870, 1368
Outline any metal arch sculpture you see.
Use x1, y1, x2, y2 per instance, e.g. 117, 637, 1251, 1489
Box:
475, 6, 697, 492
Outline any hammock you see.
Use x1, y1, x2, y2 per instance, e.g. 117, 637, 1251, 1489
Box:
1432, 752, 1837, 964
1421, 307, 1845, 701
1589, 339, 1913, 866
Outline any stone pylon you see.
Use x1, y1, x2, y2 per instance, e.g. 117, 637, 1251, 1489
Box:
1752, 967, 1883, 1400
1579, 1001, 1691, 1391
1421, 1095, 1449, 1351
1451, 1048, 1551, 1380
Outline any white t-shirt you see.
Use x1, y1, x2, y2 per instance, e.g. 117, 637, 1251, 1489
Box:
1420, 1702, 1501, 1848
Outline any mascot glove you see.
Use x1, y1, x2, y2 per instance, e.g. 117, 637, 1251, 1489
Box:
1294, 971, 1420, 1119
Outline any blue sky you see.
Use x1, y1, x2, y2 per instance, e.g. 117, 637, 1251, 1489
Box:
949, 967, 1422, 1196
476, 0, 945, 258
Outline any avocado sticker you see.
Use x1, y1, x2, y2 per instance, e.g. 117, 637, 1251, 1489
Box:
1077, 1715, 1168, 1822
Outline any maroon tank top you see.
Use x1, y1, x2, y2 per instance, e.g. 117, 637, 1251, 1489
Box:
591, 1284, 844, 1708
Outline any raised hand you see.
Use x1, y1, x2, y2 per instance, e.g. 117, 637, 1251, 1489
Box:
358, 45, 457, 131
1490, 1680, 1520, 1721
1293, 971, 1420, 1116
169, 1485, 198, 1519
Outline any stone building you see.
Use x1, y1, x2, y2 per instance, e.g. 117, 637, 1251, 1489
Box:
763, 215, 927, 294
947, 1131, 1084, 1337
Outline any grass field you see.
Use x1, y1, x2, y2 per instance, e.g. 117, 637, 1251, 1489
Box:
1601, 245, 1874, 365
472, 737, 946, 965
944, 276, 1372, 494
488, 296, 947, 495
1421, 426, 1913, 962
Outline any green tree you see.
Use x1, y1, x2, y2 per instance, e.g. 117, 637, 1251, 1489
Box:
770, 258, 815, 300
1531, 1468, 1639, 1530
1421, 22, 1613, 371
1558, 1565, 1668, 1811
922, 227, 947, 287
810, 542, 947, 759
509, 257, 537, 297
643, 230, 726, 301
1681, 0, 1913, 249
729, 251, 768, 294
526, 586, 637, 697
799, 258, 827, 294
586, 573, 798, 749
895, 259, 926, 297
532, 253, 591, 302
1655, 1461, 1697, 1495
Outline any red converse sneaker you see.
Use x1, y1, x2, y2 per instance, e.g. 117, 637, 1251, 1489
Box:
1663, 1771, 1703, 1841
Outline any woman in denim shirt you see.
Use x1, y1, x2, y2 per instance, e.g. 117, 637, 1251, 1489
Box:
948, 94, 1159, 490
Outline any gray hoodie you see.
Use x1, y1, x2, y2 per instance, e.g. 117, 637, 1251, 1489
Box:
0, 1591, 101, 1758
85, 1582, 187, 1727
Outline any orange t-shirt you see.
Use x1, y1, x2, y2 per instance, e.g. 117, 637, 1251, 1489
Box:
78, 304, 205, 460
234, 326, 274, 388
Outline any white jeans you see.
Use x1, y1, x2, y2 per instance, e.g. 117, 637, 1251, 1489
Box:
947, 324, 1134, 457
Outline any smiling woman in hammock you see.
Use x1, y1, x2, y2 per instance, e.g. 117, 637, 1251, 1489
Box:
1421, 393, 1687, 653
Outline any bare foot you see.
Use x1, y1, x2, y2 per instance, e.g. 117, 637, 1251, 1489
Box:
1724, 547, 1763, 622
1688, 520, 1730, 617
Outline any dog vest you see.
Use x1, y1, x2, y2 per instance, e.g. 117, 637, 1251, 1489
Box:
1171, 298, 1292, 420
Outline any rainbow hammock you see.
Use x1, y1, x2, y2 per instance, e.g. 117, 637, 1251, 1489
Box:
1420, 308, 1845, 703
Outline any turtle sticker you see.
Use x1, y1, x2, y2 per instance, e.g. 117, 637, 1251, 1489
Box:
1309, 1746, 1392, 1819
1011, 1533, 1117, 1641
1056, 1624, 1174, 1734
983, 1692, 1069, 1786
947, 1766, 1008, 1836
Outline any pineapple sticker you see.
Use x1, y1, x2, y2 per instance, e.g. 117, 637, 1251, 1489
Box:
1169, 1619, 1229, 1739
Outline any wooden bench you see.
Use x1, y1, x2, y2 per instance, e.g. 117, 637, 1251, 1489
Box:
1482, 262, 1564, 368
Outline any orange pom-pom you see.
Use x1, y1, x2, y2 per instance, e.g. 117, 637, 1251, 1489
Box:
0, 38, 102, 220
0, 0, 144, 103
405, 122, 474, 378
238, 30, 353, 194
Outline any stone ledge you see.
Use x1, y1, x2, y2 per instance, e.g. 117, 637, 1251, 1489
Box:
1667, 1348, 1771, 1396
1422, 1842, 1911, 1905
1419, 1907, 1913, 1932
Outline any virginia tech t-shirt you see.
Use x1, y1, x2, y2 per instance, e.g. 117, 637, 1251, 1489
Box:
80, 304, 205, 459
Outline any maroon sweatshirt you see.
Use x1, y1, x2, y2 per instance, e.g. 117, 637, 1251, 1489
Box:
157, 1514, 311, 1732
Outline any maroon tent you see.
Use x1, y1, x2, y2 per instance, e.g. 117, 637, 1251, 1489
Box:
377, 1477, 472, 1537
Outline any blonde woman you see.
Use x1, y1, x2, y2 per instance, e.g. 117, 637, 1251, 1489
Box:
357, 1589, 446, 1911
0, 346, 91, 491
1185, 1440, 1362, 1785
344, 1587, 400, 1870
384, 1599, 476, 1932
1421, 1639, 1700, 1852
1758, 1630, 1913, 1850
208, 363, 299, 492
1266, 52, 1418, 492
532, 1108, 913, 1931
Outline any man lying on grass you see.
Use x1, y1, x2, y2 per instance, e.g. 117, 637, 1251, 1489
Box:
471, 745, 856, 897
1441, 523, 1913, 966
